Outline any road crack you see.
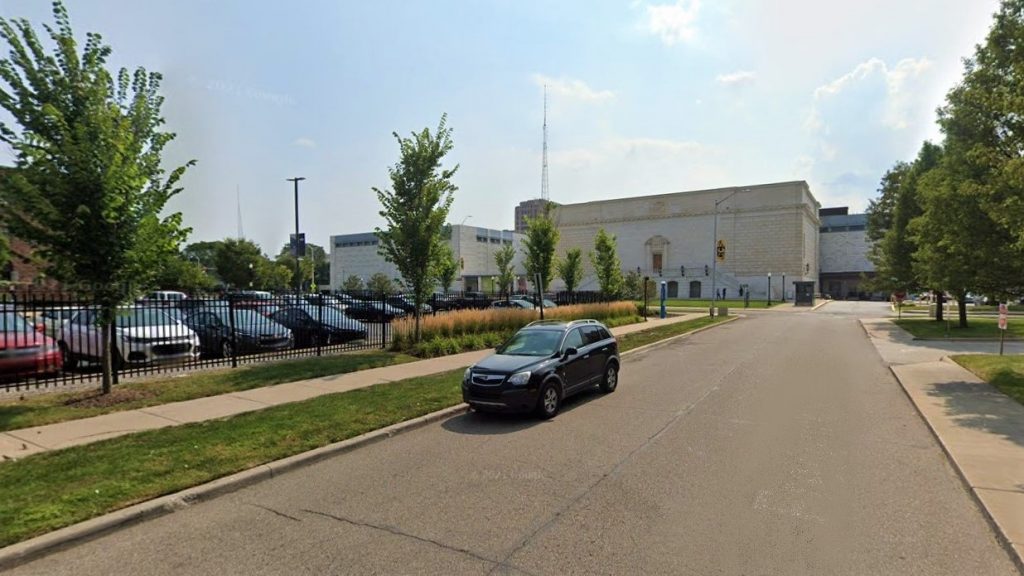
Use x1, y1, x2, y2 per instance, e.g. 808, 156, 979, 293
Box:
246, 502, 301, 522
300, 508, 538, 574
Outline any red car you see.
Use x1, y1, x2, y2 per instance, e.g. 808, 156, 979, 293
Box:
0, 310, 61, 379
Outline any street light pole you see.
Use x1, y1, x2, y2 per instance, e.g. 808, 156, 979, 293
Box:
767, 272, 772, 306
710, 188, 741, 317
287, 176, 306, 294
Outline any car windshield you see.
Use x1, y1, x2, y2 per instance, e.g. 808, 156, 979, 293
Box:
114, 308, 177, 328
498, 329, 562, 356
0, 312, 32, 333
230, 309, 278, 330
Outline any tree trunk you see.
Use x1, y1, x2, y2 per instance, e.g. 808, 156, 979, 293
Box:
958, 294, 968, 329
934, 290, 944, 322
100, 316, 113, 395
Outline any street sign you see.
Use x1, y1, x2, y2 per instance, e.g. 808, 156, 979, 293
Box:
999, 303, 1008, 330
290, 233, 306, 257
716, 239, 726, 262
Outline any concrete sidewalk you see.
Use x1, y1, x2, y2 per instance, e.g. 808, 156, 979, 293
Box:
0, 313, 701, 461
863, 318, 1024, 567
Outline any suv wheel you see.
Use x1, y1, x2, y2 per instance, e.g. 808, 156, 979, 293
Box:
536, 381, 561, 419
600, 364, 618, 393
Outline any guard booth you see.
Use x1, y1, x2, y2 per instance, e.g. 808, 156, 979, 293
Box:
794, 281, 815, 306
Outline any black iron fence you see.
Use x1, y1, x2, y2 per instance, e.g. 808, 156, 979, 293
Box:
0, 288, 617, 392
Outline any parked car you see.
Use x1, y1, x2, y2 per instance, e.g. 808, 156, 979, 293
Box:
428, 292, 458, 312
182, 304, 293, 358
386, 295, 432, 315
462, 319, 619, 418
269, 305, 367, 347
521, 295, 558, 308
342, 300, 405, 322
140, 290, 187, 304
58, 307, 200, 369
38, 306, 79, 339
491, 299, 535, 310
0, 310, 61, 379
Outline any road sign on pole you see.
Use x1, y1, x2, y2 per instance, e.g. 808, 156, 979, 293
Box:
716, 239, 726, 262
999, 303, 1008, 356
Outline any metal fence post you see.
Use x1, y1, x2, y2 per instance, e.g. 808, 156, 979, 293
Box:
227, 298, 238, 368
316, 297, 323, 357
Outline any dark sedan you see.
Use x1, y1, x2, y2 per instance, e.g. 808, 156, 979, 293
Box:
342, 301, 404, 323
462, 319, 619, 418
269, 305, 367, 347
183, 305, 293, 358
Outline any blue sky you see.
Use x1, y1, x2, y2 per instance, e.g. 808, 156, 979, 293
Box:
0, 0, 1003, 255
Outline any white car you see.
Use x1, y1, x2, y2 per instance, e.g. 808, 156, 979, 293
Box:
58, 307, 200, 369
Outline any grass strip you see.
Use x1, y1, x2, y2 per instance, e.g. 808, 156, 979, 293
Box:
0, 369, 464, 547
0, 351, 416, 432
950, 355, 1024, 407
618, 316, 730, 352
893, 317, 1024, 340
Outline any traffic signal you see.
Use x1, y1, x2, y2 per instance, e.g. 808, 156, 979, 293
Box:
680, 265, 685, 277
704, 264, 709, 276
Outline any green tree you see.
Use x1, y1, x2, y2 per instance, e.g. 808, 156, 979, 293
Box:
367, 271, 394, 294
374, 115, 458, 341
494, 243, 516, 299
521, 206, 559, 293
275, 242, 328, 292
0, 2, 193, 393
590, 229, 624, 298
623, 269, 642, 300
432, 242, 459, 294
213, 239, 265, 289
152, 253, 217, 294
255, 259, 292, 292
556, 247, 584, 295
0, 230, 8, 271
342, 274, 364, 292
183, 240, 222, 271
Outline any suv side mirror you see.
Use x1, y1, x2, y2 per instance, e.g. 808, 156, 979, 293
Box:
563, 347, 578, 358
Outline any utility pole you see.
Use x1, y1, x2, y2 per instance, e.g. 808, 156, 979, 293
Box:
287, 177, 306, 294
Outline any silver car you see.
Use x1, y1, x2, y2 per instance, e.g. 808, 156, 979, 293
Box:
58, 307, 200, 369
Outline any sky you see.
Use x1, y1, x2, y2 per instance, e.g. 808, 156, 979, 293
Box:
0, 0, 1004, 256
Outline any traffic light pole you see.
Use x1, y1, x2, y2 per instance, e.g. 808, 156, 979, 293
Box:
287, 176, 306, 294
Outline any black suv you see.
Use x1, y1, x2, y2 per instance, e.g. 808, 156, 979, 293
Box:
462, 319, 619, 419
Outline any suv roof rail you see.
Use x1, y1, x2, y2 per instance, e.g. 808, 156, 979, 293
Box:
524, 318, 601, 328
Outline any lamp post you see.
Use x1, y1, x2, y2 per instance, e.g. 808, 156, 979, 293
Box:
287, 176, 306, 294
781, 273, 786, 302
767, 272, 772, 306
710, 188, 743, 317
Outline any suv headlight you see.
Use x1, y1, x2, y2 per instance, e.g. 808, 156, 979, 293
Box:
507, 371, 531, 386
463, 367, 472, 382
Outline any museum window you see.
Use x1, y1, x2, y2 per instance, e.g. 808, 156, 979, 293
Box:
652, 253, 663, 274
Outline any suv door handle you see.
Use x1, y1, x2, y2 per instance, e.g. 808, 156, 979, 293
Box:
583, 354, 590, 359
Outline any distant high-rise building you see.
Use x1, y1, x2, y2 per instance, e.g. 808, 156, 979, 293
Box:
515, 198, 557, 233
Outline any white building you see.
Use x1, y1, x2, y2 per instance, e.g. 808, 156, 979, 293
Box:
329, 224, 527, 292
818, 208, 875, 299
550, 181, 821, 300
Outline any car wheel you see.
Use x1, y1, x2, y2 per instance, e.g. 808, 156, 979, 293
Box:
535, 381, 561, 419
59, 342, 77, 370
600, 364, 618, 393
221, 339, 235, 358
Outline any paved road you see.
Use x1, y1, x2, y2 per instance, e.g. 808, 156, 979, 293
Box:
10, 303, 1019, 575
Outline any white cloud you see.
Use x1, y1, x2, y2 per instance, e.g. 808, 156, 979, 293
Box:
716, 70, 756, 86
531, 74, 615, 101
292, 137, 317, 149
644, 0, 701, 46
807, 57, 932, 133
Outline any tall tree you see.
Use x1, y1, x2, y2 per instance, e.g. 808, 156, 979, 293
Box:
432, 242, 458, 294
590, 229, 624, 298
152, 253, 217, 294
521, 205, 558, 293
0, 2, 193, 393
367, 271, 394, 294
374, 115, 457, 341
557, 248, 584, 296
0, 230, 8, 271
214, 239, 265, 289
342, 274, 364, 292
494, 243, 516, 299
183, 240, 222, 270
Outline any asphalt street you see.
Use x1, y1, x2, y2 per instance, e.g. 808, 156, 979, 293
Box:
10, 302, 1020, 575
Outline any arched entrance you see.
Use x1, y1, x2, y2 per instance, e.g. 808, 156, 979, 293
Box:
689, 280, 702, 298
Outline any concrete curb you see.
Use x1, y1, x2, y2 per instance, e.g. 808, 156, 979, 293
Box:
887, 365, 1024, 573
620, 316, 740, 358
0, 403, 469, 571
0, 315, 744, 570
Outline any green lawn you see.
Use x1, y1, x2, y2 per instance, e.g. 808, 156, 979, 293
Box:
893, 317, 1024, 339
637, 299, 781, 309
0, 369, 464, 547
618, 316, 732, 352
951, 355, 1024, 407
0, 351, 416, 432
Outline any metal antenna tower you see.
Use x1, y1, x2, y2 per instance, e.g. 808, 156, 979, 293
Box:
540, 85, 549, 202
236, 185, 244, 239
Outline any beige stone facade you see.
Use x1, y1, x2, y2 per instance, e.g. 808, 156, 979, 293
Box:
550, 181, 821, 300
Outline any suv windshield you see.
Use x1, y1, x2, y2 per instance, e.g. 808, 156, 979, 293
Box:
498, 329, 562, 356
